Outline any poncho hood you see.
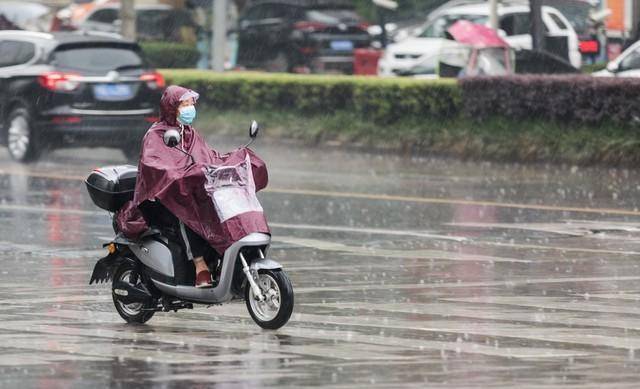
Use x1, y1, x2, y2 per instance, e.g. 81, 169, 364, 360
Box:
159, 85, 199, 127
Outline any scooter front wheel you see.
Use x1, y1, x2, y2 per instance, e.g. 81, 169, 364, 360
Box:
245, 269, 294, 330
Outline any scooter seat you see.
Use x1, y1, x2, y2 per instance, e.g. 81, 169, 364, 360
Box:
140, 228, 162, 239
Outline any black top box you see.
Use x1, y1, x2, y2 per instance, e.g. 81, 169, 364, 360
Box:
85, 165, 138, 212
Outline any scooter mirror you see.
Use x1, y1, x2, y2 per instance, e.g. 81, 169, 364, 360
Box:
164, 129, 181, 148
249, 120, 260, 138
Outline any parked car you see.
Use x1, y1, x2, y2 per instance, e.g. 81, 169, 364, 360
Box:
593, 40, 640, 78
548, 0, 601, 62
0, 1, 56, 32
236, 0, 371, 74
378, 0, 582, 76
0, 30, 164, 162
53, 3, 197, 44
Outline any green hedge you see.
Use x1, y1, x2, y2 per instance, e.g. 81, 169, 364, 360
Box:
156, 70, 640, 165
141, 42, 200, 69
460, 75, 640, 126
161, 70, 640, 129
160, 70, 461, 124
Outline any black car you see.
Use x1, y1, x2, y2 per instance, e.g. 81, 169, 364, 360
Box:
236, 0, 371, 74
0, 30, 164, 162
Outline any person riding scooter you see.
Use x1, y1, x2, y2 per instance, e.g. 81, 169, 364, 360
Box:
116, 85, 270, 288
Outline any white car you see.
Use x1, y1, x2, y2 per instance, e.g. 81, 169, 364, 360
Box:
378, 1, 582, 76
593, 40, 640, 78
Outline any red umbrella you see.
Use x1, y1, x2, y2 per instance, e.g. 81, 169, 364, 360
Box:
447, 20, 509, 48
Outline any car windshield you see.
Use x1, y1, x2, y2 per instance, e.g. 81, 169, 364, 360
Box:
51, 46, 145, 72
418, 14, 489, 38
619, 47, 640, 71
305, 9, 361, 24
548, 1, 592, 35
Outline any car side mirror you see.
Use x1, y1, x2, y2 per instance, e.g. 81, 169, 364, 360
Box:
164, 129, 181, 148
607, 61, 620, 73
249, 120, 260, 138
497, 29, 508, 38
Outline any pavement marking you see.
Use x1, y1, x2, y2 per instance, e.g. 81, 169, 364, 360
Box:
0, 351, 109, 366
476, 241, 640, 256
266, 187, 640, 217
0, 316, 415, 363
4, 201, 640, 257
297, 275, 640, 293
0, 203, 103, 216
277, 236, 532, 263
0, 320, 307, 364
304, 302, 640, 333
582, 293, 640, 301
200, 306, 594, 358
448, 221, 640, 237
15, 308, 592, 361
442, 296, 640, 316
3, 166, 640, 217
287, 306, 640, 353
271, 223, 467, 242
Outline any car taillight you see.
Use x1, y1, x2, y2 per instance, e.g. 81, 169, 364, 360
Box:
140, 72, 165, 89
51, 116, 81, 124
38, 72, 81, 92
579, 40, 600, 54
294, 21, 328, 32
358, 22, 370, 31
299, 47, 316, 55
144, 116, 159, 123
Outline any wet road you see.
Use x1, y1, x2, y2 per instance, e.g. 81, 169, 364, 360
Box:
2, 137, 640, 387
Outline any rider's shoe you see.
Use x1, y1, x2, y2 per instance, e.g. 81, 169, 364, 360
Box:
195, 270, 213, 288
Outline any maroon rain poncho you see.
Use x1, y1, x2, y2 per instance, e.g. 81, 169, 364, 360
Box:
117, 85, 269, 253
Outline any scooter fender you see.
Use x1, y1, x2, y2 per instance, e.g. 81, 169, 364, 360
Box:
89, 253, 134, 285
250, 258, 282, 272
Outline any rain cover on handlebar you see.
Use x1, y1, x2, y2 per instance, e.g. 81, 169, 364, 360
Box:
203, 154, 263, 222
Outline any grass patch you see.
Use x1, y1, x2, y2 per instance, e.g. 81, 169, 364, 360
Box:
197, 107, 640, 166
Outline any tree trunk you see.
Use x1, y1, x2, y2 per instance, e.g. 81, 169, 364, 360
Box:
529, 0, 544, 52
120, 0, 136, 41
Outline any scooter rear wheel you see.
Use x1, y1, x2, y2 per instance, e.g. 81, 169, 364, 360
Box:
112, 262, 155, 324
245, 269, 294, 330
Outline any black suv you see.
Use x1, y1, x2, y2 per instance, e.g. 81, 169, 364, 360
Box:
0, 30, 164, 162
237, 0, 371, 74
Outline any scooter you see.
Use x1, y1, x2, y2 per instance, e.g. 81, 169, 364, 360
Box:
85, 122, 294, 330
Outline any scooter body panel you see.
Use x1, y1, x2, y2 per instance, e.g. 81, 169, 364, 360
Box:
151, 232, 272, 304
129, 238, 175, 278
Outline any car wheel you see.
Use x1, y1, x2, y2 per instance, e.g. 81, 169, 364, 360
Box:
6, 107, 41, 163
265, 51, 290, 73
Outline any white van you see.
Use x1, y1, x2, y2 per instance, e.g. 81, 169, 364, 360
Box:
378, 1, 582, 76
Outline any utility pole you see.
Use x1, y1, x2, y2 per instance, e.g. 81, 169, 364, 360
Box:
120, 0, 136, 40
212, 0, 227, 72
372, 0, 398, 48
530, 0, 544, 51
489, 0, 498, 30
